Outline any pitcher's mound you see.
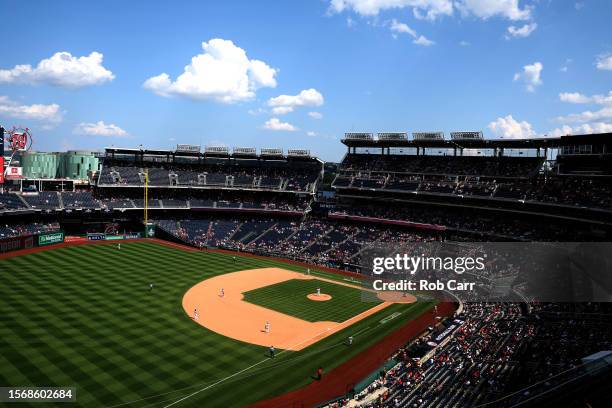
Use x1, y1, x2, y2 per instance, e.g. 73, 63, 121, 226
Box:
377, 291, 417, 304
307, 293, 332, 301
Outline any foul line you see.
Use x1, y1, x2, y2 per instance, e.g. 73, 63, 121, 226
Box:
161, 325, 337, 408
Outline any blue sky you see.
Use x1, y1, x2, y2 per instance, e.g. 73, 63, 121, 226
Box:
1, 0, 611, 161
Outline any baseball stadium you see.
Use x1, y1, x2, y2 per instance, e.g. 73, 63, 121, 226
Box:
2, 1, 612, 407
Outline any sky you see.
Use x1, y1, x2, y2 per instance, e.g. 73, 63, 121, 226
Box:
0, 0, 611, 161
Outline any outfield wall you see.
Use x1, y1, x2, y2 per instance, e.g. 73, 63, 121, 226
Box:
0, 231, 64, 254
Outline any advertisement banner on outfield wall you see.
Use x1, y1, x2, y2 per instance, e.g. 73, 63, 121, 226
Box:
0, 157, 4, 184
0, 235, 34, 253
87, 233, 106, 241
360, 242, 612, 302
38, 232, 65, 247
104, 233, 141, 241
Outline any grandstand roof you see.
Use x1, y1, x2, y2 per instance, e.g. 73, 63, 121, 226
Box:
341, 132, 612, 149
342, 136, 561, 149
104, 147, 321, 161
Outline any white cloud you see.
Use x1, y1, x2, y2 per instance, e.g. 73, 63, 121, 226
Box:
263, 117, 298, 131
506, 22, 537, 39
547, 122, 612, 137
390, 19, 417, 37
557, 91, 612, 123
328, 0, 453, 20
389, 19, 435, 45
488, 115, 536, 139
73, 121, 128, 137
271, 106, 294, 115
488, 113, 612, 139
556, 107, 612, 124
559, 92, 592, 104
268, 88, 324, 108
308, 111, 323, 119
329, 0, 532, 20
306, 131, 318, 137
513, 62, 542, 92
0, 95, 63, 125
456, 0, 531, 21
595, 54, 612, 71
459, 40, 471, 46
413, 35, 436, 46
575, 2, 584, 10
143, 38, 278, 103
559, 91, 612, 105
0, 52, 114, 88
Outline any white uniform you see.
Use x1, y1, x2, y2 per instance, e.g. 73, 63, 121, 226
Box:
317, 288, 321, 296
220, 288, 225, 298
265, 321, 270, 333
194, 307, 199, 321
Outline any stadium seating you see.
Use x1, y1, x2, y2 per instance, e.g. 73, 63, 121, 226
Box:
0, 193, 28, 212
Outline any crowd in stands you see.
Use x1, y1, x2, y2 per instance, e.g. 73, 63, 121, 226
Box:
331, 205, 590, 241
329, 302, 612, 408
156, 218, 442, 269
0, 222, 60, 239
341, 154, 544, 178
0, 191, 310, 213
98, 159, 321, 193
0, 193, 28, 212
335, 154, 612, 211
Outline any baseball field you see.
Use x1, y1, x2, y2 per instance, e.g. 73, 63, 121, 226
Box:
0, 240, 437, 407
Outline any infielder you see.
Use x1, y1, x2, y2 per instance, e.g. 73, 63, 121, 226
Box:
220, 288, 225, 298
194, 307, 199, 321
264, 321, 270, 333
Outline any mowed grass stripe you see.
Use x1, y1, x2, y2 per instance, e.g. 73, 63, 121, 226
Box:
243, 279, 380, 322
0, 241, 435, 407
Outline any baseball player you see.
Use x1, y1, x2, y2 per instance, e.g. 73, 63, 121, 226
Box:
149, 282, 154, 291
269, 345, 275, 358
194, 307, 199, 321
265, 321, 270, 334
118, 243, 121, 250
220, 288, 225, 298
316, 288, 321, 296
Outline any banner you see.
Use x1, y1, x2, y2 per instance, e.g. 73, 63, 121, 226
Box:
5, 166, 22, 180
38, 232, 65, 246
0, 235, 34, 253
87, 233, 106, 241
0, 157, 4, 184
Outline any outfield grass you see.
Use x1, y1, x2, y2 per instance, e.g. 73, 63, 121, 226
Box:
243, 278, 380, 322
0, 241, 435, 407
